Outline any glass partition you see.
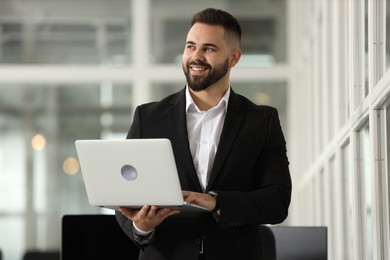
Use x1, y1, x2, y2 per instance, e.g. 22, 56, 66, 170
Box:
150, 0, 287, 66
342, 141, 354, 260
387, 0, 390, 70
387, 105, 390, 237
364, 0, 369, 95
151, 83, 184, 101
0, 1, 132, 65
232, 81, 287, 131
0, 83, 132, 258
357, 125, 373, 260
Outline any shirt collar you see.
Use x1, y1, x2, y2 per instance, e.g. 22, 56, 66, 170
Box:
185, 85, 230, 113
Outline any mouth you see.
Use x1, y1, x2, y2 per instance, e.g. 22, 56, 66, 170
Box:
189, 62, 210, 77
190, 65, 208, 72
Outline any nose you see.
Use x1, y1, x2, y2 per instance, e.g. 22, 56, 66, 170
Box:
191, 48, 205, 62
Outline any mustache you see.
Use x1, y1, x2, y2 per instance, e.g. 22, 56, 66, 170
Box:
189, 61, 211, 70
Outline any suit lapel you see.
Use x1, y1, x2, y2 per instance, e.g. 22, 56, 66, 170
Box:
207, 90, 245, 189
167, 89, 203, 190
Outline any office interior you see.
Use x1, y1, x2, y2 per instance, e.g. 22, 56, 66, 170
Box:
0, 0, 389, 259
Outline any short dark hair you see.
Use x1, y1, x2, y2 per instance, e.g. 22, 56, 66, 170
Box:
190, 8, 242, 46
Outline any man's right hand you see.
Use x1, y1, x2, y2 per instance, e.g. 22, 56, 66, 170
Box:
119, 206, 180, 232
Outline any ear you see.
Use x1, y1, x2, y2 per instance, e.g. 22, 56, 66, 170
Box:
229, 48, 242, 67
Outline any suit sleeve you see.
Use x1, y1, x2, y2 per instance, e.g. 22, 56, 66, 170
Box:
217, 107, 292, 227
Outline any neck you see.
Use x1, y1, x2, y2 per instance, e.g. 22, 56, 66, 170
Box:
189, 83, 229, 111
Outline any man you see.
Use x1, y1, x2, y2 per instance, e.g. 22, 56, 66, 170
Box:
115, 8, 291, 260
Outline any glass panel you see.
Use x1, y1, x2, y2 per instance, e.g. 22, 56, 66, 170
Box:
34, 24, 98, 64
105, 24, 132, 66
387, 0, 390, 70
364, 0, 369, 95
0, 216, 24, 260
151, 83, 184, 101
319, 169, 325, 224
232, 81, 288, 132
311, 170, 325, 225
0, 132, 25, 212
342, 141, 355, 260
336, 0, 349, 127
328, 156, 335, 260
0, 2, 131, 65
0, 24, 23, 63
150, 0, 287, 66
387, 106, 390, 232
358, 125, 373, 260
0, 83, 132, 257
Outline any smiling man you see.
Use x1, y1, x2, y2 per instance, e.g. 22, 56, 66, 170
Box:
115, 8, 292, 260
183, 22, 240, 93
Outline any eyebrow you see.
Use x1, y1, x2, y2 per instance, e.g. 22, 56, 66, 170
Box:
186, 41, 219, 49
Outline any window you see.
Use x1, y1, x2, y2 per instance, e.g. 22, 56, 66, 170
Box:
232, 81, 287, 130
150, 0, 287, 66
357, 125, 373, 260
387, 0, 390, 70
387, 105, 390, 240
0, 83, 132, 258
364, 0, 369, 95
0, 2, 132, 65
342, 141, 354, 260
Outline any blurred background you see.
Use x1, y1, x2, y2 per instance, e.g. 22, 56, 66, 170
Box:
0, 0, 389, 259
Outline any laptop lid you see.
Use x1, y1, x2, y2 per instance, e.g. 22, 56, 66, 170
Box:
75, 138, 209, 212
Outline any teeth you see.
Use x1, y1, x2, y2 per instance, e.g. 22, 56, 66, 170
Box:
192, 67, 206, 71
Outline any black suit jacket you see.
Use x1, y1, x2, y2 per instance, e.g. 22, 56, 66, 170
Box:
116, 88, 292, 260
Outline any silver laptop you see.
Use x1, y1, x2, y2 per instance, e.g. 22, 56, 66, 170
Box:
75, 138, 210, 212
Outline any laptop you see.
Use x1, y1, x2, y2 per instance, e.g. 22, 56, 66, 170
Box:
75, 138, 210, 212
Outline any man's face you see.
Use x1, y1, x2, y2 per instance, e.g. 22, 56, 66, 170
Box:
182, 23, 233, 92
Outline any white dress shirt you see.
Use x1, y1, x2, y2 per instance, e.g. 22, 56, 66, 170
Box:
185, 86, 229, 191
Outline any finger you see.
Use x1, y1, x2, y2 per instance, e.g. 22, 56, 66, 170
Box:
146, 206, 158, 219
184, 192, 199, 203
137, 205, 151, 218
182, 190, 191, 198
119, 207, 138, 219
136, 208, 179, 231
120, 206, 151, 222
156, 208, 180, 219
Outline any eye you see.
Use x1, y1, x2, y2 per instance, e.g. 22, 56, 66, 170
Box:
204, 47, 216, 52
186, 44, 196, 50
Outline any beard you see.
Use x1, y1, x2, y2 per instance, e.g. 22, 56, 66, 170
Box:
183, 58, 230, 92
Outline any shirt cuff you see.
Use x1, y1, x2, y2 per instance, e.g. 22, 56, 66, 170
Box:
133, 222, 154, 236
